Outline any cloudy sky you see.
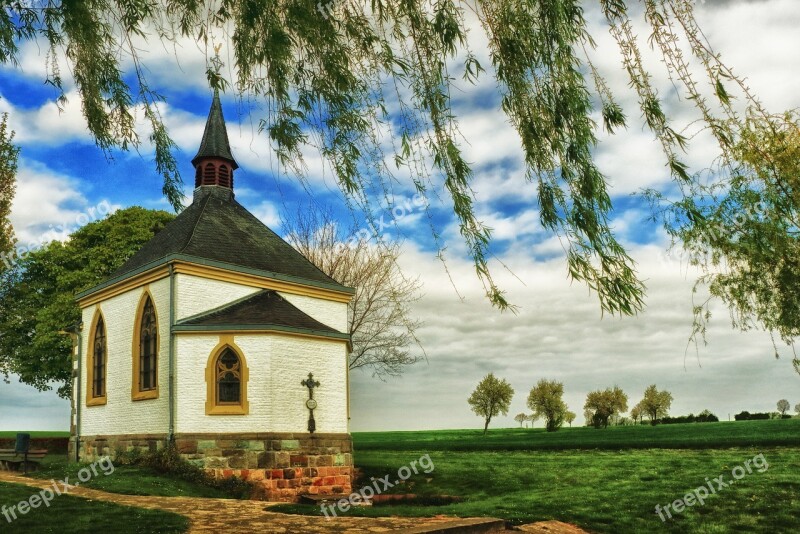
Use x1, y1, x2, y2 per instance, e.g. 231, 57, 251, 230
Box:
1, 0, 799, 432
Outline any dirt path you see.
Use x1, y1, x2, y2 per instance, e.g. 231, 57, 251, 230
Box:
0, 470, 493, 533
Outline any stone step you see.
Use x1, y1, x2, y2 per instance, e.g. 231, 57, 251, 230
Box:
394, 518, 507, 533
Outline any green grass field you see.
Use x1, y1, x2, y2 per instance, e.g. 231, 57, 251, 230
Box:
4, 421, 799, 532
353, 418, 800, 451
0, 431, 70, 439
272, 420, 800, 532
26, 456, 235, 499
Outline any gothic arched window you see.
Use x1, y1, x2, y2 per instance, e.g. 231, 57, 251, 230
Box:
133, 292, 159, 400
205, 339, 249, 415
86, 311, 107, 406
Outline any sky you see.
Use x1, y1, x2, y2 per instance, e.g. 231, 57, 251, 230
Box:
1, 0, 799, 432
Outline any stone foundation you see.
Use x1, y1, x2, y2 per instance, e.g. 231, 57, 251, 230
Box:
76, 432, 353, 502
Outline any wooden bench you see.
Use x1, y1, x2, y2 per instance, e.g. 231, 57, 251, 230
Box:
0, 449, 48, 472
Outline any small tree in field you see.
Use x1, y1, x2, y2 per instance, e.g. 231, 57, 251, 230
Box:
639, 385, 674, 425
585, 387, 628, 429
795, 403, 800, 417
777, 399, 790, 417
514, 413, 528, 428
527, 379, 567, 432
525, 413, 539, 428
564, 411, 576, 428
630, 402, 644, 425
468, 374, 514, 435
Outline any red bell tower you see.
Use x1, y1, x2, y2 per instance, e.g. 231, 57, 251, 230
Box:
192, 89, 239, 190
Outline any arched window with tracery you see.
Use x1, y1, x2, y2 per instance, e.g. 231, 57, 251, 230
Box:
205, 339, 249, 415
131, 293, 159, 401
216, 348, 241, 405
86, 311, 107, 406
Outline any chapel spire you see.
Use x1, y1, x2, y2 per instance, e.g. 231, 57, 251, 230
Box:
192, 89, 239, 191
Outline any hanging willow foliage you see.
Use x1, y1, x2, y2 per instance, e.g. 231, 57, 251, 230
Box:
0, 0, 796, 334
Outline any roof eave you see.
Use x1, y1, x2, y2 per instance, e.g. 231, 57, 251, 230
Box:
172, 323, 351, 343
76, 253, 355, 302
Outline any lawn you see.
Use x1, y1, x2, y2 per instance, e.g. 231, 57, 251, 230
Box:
0, 431, 70, 439
272, 420, 800, 533
26, 455, 236, 499
353, 418, 800, 451
0, 481, 188, 533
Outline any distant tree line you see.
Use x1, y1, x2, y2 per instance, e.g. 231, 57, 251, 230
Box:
468, 375, 797, 434
660, 410, 719, 424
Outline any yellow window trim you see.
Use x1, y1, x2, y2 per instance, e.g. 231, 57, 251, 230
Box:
131, 288, 160, 401
205, 335, 250, 416
85, 308, 107, 407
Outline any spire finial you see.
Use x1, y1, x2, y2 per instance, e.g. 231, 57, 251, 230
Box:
192, 63, 238, 194
210, 43, 224, 77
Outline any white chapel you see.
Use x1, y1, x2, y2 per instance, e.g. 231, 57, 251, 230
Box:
70, 91, 354, 501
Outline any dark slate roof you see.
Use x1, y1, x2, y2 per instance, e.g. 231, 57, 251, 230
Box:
175, 289, 347, 339
106, 186, 349, 292
192, 90, 238, 168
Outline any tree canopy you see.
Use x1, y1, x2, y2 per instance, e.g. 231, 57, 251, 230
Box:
1, 1, 798, 347
638, 384, 673, 425
584, 386, 628, 428
0, 113, 16, 261
526, 378, 567, 432
467, 372, 514, 434
0, 207, 174, 397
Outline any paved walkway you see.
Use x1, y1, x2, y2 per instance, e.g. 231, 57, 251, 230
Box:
0, 470, 489, 533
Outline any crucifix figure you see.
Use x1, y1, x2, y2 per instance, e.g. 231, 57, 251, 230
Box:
301, 372, 320, 433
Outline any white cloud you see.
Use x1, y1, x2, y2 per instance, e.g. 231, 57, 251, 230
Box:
10, 160, 117, 246
350, 240, 797, 431
0, 90, 91, 146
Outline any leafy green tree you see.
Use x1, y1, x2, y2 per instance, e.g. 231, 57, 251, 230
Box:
639, 385, 674, 425
564, 410, 576, 428
795, 403, 800, 417
630, 402, 644, 425
0, 1, 790, 320
585, 386, 628, 429
0, 113, 17, 263
527, 379, 567, 432
0, 208, 174, 397
777, 399, 790, 417
514, 413, 528, 428
525, 413, 539, 428
467, 373, 514, 435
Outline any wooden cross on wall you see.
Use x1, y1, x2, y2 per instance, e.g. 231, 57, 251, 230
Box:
301, 373, 320, 433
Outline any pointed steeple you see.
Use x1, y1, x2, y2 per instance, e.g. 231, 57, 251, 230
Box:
192, 89, 239, 192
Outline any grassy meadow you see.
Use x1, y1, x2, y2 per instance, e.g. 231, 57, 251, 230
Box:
1, 421, 798, 532
272, 420, 800, 532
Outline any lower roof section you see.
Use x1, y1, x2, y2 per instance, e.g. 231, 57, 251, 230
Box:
174, 289, 350, 343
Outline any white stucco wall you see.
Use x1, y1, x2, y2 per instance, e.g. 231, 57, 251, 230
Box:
175, 333, 349, 434
278, 292, 348, 333
175, 274, 259, 321
79, 279, 171, 436
79, 272, 351, 438
175, 273, 347, 335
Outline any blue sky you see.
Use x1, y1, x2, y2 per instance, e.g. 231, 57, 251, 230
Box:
2, 0, 799, 432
